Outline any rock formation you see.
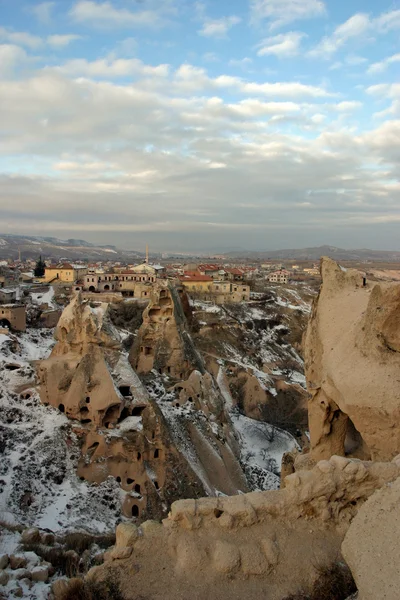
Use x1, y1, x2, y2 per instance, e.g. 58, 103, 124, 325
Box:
78, 454, 400, 600
342, 468, 400, 600
37, 292, 253, 520
304, 257, 400, 462
129, 283, 204, 378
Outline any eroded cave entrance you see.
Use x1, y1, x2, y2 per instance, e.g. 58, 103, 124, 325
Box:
344, 416, 371, 460
103, 404, 121, 428
119, 385, 132, 398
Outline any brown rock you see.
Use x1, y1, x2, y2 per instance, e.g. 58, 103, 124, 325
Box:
115, 522, 139, 548
21, 528, 41, 544
0, 554, 9, 569
9, 555, 27, 570
31, 566, 49, 582
213, 541, 241, 574
342, 476, 400, 600
0, 570, 9, 585
305, 257, 400, 462
110, 546, 133, 560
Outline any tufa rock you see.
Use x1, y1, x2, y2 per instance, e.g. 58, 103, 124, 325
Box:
342, 475, 400, 600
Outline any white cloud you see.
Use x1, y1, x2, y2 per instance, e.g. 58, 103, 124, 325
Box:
69, 1, 168, 28
52, 57, 170, 78
0, 27, 43, 50
308, 13, 370, 59
198, 16, 241, 38
368, 53, 400, 75
31, 2, 55, 25
47, 34, 82, 48
335, 101, 362, 112
310, 8, 400, 61
257, 32, 305, 57
375, 9, 400, 32
229, 57, 252, 69
250, 0, 326, 30
0, 44, 29, 76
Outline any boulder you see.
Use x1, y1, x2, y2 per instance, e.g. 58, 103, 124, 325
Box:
0, 570, 9, 585
9, 555, 27, 570
0, 554, 9, 569
342, 477, 400, 600
21, 528, 41, 544
31, 566, 49, 582
115, 522, 139, 548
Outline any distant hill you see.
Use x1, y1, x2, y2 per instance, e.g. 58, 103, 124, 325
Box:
224, 245, 400, 262
0, 234, 145, 261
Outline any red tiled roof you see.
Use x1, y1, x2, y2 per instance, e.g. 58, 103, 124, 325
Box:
179, 273, 213, 282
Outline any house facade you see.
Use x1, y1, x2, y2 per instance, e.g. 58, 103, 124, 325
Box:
268, 270, 289, 284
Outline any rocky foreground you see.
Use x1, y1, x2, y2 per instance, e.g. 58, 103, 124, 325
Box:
2, 260, 399, 599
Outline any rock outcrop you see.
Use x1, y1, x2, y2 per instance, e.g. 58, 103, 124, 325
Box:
130, 283, 204, 378
304, 257, 400, 462
342, 472, 400, 600
81, 454, 400, 600
37, 292, 252, 520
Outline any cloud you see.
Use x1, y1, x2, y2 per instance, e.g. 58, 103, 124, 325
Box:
47, 34, 82, 48
250, 0, 326, 30
257, 32, 305, 57
51, 57, 170, 78
334, 101, 362, 112
0, 27, 43, 50
69, 1, 169, 28
0, 27, 399, 251
31, 2, 55, 25
228, 57, 252, 69
368, 53, 400, 75
310, 9, 400, 60
0, 45, 30, 76
198, 15, 241, 38
308, 13, 370, 59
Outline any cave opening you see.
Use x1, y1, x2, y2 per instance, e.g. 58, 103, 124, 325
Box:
119, 407, 130, 422
102, 404, 120, 428
119, 385, 131, 398
131, 405, 145, 417
58, 404, 65, 413
134, 484, 141, 494
132, 505, 139, 517
344, 416, 371, 459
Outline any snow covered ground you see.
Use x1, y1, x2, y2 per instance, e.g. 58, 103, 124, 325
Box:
0, 331, 121, 534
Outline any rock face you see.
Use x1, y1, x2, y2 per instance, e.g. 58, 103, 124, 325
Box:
130, 284, 204, 378
342, 470, 400, 600
37, 292, 251, 520
38, 294, 126, 427
304, 257, 400, 462
87, 455, 400, 600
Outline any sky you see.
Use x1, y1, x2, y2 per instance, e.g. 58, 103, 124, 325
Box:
0, 0, 400, 252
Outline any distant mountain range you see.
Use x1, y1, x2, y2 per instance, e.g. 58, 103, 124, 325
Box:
1, 236, 400, 263
223, 245, 400, 262
0, 234, 145, 261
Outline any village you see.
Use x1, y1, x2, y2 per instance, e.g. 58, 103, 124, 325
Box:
0, 246, 321, 333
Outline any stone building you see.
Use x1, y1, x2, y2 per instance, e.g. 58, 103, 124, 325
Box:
268, 270, 289, 284
0, 304, 26, 331
45, 263, 88, 283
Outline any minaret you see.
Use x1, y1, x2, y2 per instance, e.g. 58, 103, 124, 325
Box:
145, 244, 149, 265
